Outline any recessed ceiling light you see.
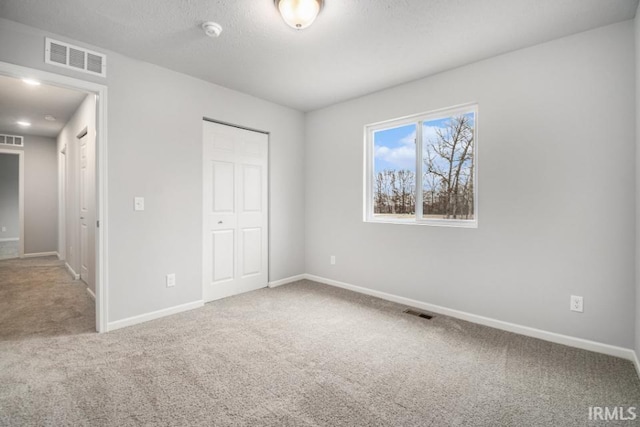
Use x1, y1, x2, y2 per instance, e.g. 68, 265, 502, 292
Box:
44, 115, 56, 121
22, 78, 41, 86
17, 121, 31, 127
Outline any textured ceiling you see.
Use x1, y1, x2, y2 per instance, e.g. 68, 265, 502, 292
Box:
0, 0, 638, 111
0, 75, 87, 138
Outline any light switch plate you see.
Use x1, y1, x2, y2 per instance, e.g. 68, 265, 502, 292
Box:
134, 196, 144, 211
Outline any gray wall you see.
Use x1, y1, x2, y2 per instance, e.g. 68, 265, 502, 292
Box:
24, 135, 57, 254
305, 21, 635, 348
635, 4, 640, 359
0, 153, 19, 239
0, 134, 58, 254
0, 18, 306, 323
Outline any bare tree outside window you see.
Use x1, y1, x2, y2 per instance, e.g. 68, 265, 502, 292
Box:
422, 113, 475, 220
373, 123, 416, 219
368, 105, 477, 226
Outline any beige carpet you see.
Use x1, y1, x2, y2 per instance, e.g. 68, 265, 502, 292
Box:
1, 257, 639, 426
0, 240, 19, 261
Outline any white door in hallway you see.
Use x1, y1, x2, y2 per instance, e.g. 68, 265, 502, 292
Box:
79, 128, 96, 293
202, 121, 268, 302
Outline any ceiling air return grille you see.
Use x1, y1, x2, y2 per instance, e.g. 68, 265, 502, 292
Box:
0, 134, 24, 147
45, 38, 106, 77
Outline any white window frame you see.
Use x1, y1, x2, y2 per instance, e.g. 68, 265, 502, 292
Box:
364, 103, 478, 228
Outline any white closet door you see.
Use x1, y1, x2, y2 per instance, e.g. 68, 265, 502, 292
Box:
202, 121, 268, 302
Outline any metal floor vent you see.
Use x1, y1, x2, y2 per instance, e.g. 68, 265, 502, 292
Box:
404, 309, 433, 320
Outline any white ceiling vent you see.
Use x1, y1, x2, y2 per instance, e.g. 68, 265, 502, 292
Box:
45, 38, 106, 77
0, 134, 24, 147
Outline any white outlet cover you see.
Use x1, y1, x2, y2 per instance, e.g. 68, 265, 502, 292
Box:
570, 295, 583, 313
134, 196, 145, 211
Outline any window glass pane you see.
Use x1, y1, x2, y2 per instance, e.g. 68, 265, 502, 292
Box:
373, 123, 417, 220
422, 112, 475, 220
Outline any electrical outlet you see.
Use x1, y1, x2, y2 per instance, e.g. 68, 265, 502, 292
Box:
330, 255, 336, 265
1, 226, 6, 232
570, 295, 583, 312
166, 273, 176, 288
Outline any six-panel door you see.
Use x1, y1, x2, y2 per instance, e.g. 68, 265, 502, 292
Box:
202, 121, 268, 302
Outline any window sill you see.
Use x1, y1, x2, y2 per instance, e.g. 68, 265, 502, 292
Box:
365, 217, 478, 228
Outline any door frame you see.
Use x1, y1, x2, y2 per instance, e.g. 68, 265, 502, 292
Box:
0, 61, 109, 333
0, 149, 24, 258
201, 117, 271, 301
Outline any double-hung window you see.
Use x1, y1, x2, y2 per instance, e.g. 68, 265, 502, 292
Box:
364, 103, 478, 227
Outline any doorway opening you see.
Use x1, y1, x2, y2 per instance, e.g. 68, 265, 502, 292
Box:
0, 61, 108, 333
0, 149, 23, 260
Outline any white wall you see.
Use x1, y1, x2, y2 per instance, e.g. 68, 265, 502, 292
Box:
57, 94, 95, 281
0, 18, 306, 324
0, 153, 19, 239
305, 21, 636, 348
0, 134, 58, 253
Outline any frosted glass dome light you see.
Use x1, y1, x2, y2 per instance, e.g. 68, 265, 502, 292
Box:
276, 0, 323, 30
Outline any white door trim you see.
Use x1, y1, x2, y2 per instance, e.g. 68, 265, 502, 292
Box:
0, 61, 109, 333
0, 149, 24, 258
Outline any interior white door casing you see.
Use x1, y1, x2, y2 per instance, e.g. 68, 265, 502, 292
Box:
203, 121, 268, 302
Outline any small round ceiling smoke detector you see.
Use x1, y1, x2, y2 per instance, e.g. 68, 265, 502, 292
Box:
202, 22, 223, 38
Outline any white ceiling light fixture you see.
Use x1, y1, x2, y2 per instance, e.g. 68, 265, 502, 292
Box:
276, 0, 323, 30
202, 21, 223, 38
22, 78, 41, 86
44, 115, 56, 121
17, 120, 31, 127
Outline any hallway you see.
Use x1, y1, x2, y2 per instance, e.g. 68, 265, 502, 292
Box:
0, 256, 94, 340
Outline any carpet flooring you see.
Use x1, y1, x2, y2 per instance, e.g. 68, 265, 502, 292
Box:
0, 240, 19, 261
1, 257, 639, 426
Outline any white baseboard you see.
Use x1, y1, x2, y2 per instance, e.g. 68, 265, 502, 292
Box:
305, 274, 636, 362
268, 274, 307, 288
0, 237, 19, 242
65, 262, 80, 280
107, 300, 204, 332
633, 351, 640, 378
86, 286, 96, 300
23, 251, 57, 258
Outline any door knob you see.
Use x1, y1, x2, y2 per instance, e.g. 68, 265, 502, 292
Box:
218, 221, 223, 224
